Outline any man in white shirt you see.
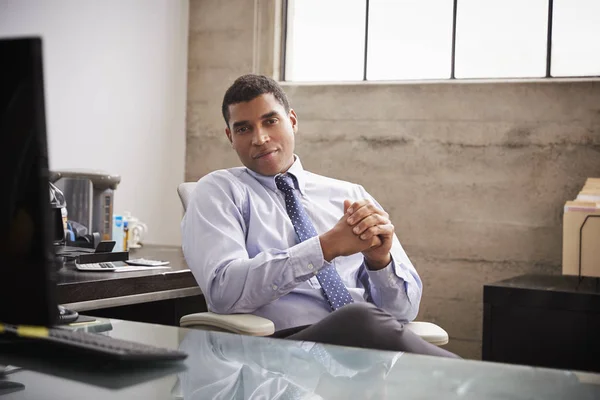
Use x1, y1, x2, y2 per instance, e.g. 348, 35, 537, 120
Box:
182, 74, 457, 358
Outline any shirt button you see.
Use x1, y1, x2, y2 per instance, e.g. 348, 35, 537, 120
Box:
272, 284, 278, 291
307, 263, 314, 270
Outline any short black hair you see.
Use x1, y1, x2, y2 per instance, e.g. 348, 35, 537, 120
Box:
222, 74, 291, 128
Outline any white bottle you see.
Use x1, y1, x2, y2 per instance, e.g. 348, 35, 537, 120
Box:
112, 214, 124, 252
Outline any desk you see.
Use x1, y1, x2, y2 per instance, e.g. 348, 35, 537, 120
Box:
57, 246, 206, 326
1, 318, 599, 399
483, 274, 600, 373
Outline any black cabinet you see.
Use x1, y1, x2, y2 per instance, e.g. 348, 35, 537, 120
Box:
483, 274, 600, 373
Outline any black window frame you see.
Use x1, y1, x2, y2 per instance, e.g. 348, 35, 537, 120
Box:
281, 0, 599, 82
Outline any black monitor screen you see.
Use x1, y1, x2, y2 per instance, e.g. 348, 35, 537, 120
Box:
0, 37, 57, 326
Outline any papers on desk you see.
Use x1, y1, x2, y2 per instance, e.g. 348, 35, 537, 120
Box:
75, 261, 171, 273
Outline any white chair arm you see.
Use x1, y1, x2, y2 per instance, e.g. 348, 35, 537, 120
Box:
180, 312, 275, 337
405, 321, 449, 346
180, 313, 447, 344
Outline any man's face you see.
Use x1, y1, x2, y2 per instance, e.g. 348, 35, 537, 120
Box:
225, 93, 298, 176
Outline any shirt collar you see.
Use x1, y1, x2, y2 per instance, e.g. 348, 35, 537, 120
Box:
246, 154, 307, 195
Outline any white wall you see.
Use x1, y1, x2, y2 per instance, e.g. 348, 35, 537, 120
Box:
0, 0, 188, 246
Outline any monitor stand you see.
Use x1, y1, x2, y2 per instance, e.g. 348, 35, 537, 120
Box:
0, 365, 25, 395
0, 380, 25, 395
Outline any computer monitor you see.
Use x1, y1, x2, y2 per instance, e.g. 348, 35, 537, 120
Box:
0, 37, 58, 326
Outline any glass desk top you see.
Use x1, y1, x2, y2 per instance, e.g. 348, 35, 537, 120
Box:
1, 318, 599, 399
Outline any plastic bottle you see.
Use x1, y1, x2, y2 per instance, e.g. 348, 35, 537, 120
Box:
112, 215, 124, 252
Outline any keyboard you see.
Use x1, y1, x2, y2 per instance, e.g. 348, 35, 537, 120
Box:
48, 328, 187, 361
3, 325, 187, 362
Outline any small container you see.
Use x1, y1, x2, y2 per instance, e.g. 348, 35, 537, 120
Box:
123, 220, 129, 252
112, 215, 124, 252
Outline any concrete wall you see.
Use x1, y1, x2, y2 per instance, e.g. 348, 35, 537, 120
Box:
186, 0, 280, 179
187, 0, 253, 178
284, 80, 600, 358
186, 0, 600, 359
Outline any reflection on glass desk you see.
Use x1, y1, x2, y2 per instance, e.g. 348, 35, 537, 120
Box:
1, 318, 599, 399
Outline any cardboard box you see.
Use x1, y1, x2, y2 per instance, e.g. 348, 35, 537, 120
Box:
562, 200, 600, 278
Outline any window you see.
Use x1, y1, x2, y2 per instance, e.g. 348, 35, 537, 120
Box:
367, 0, 453, 80
454, 0, 548, 78
283, 0, 600, 81
551, 0, 600, 77
285, 0, 366, 82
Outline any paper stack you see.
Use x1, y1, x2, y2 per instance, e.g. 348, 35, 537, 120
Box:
562, 178, 600, 278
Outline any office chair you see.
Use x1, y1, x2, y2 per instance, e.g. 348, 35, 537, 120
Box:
177, 182, 449, 345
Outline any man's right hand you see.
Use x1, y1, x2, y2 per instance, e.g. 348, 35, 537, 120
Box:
319, 200, 382, 262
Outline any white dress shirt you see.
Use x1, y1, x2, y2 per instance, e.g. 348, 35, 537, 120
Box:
181, 156, 422, 330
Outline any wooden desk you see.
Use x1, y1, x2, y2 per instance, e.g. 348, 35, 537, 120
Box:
483, 274, 600, 373
57, 245, 206, 325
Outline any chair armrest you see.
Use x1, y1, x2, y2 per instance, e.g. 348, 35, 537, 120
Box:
405, 321, 449, 346
180, 312, 275, 337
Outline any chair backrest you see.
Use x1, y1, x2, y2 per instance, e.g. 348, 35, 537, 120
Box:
177, 182, 197, 212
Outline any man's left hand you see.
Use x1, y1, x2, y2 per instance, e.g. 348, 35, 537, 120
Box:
344, 199, 394, 270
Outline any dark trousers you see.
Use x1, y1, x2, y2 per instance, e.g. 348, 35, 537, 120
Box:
273, 303, 459, 359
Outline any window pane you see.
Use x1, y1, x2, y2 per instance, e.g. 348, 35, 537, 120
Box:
285, 0, 366, 82
455, 0, 548, 78
551, 0, 600, 77
367, 0, 453, 80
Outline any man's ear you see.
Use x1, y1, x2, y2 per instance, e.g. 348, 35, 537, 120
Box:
289, 109, 298, 134
225, 127, 233, 145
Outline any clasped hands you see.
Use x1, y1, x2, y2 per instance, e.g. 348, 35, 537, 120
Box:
319, 199, 393, 270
